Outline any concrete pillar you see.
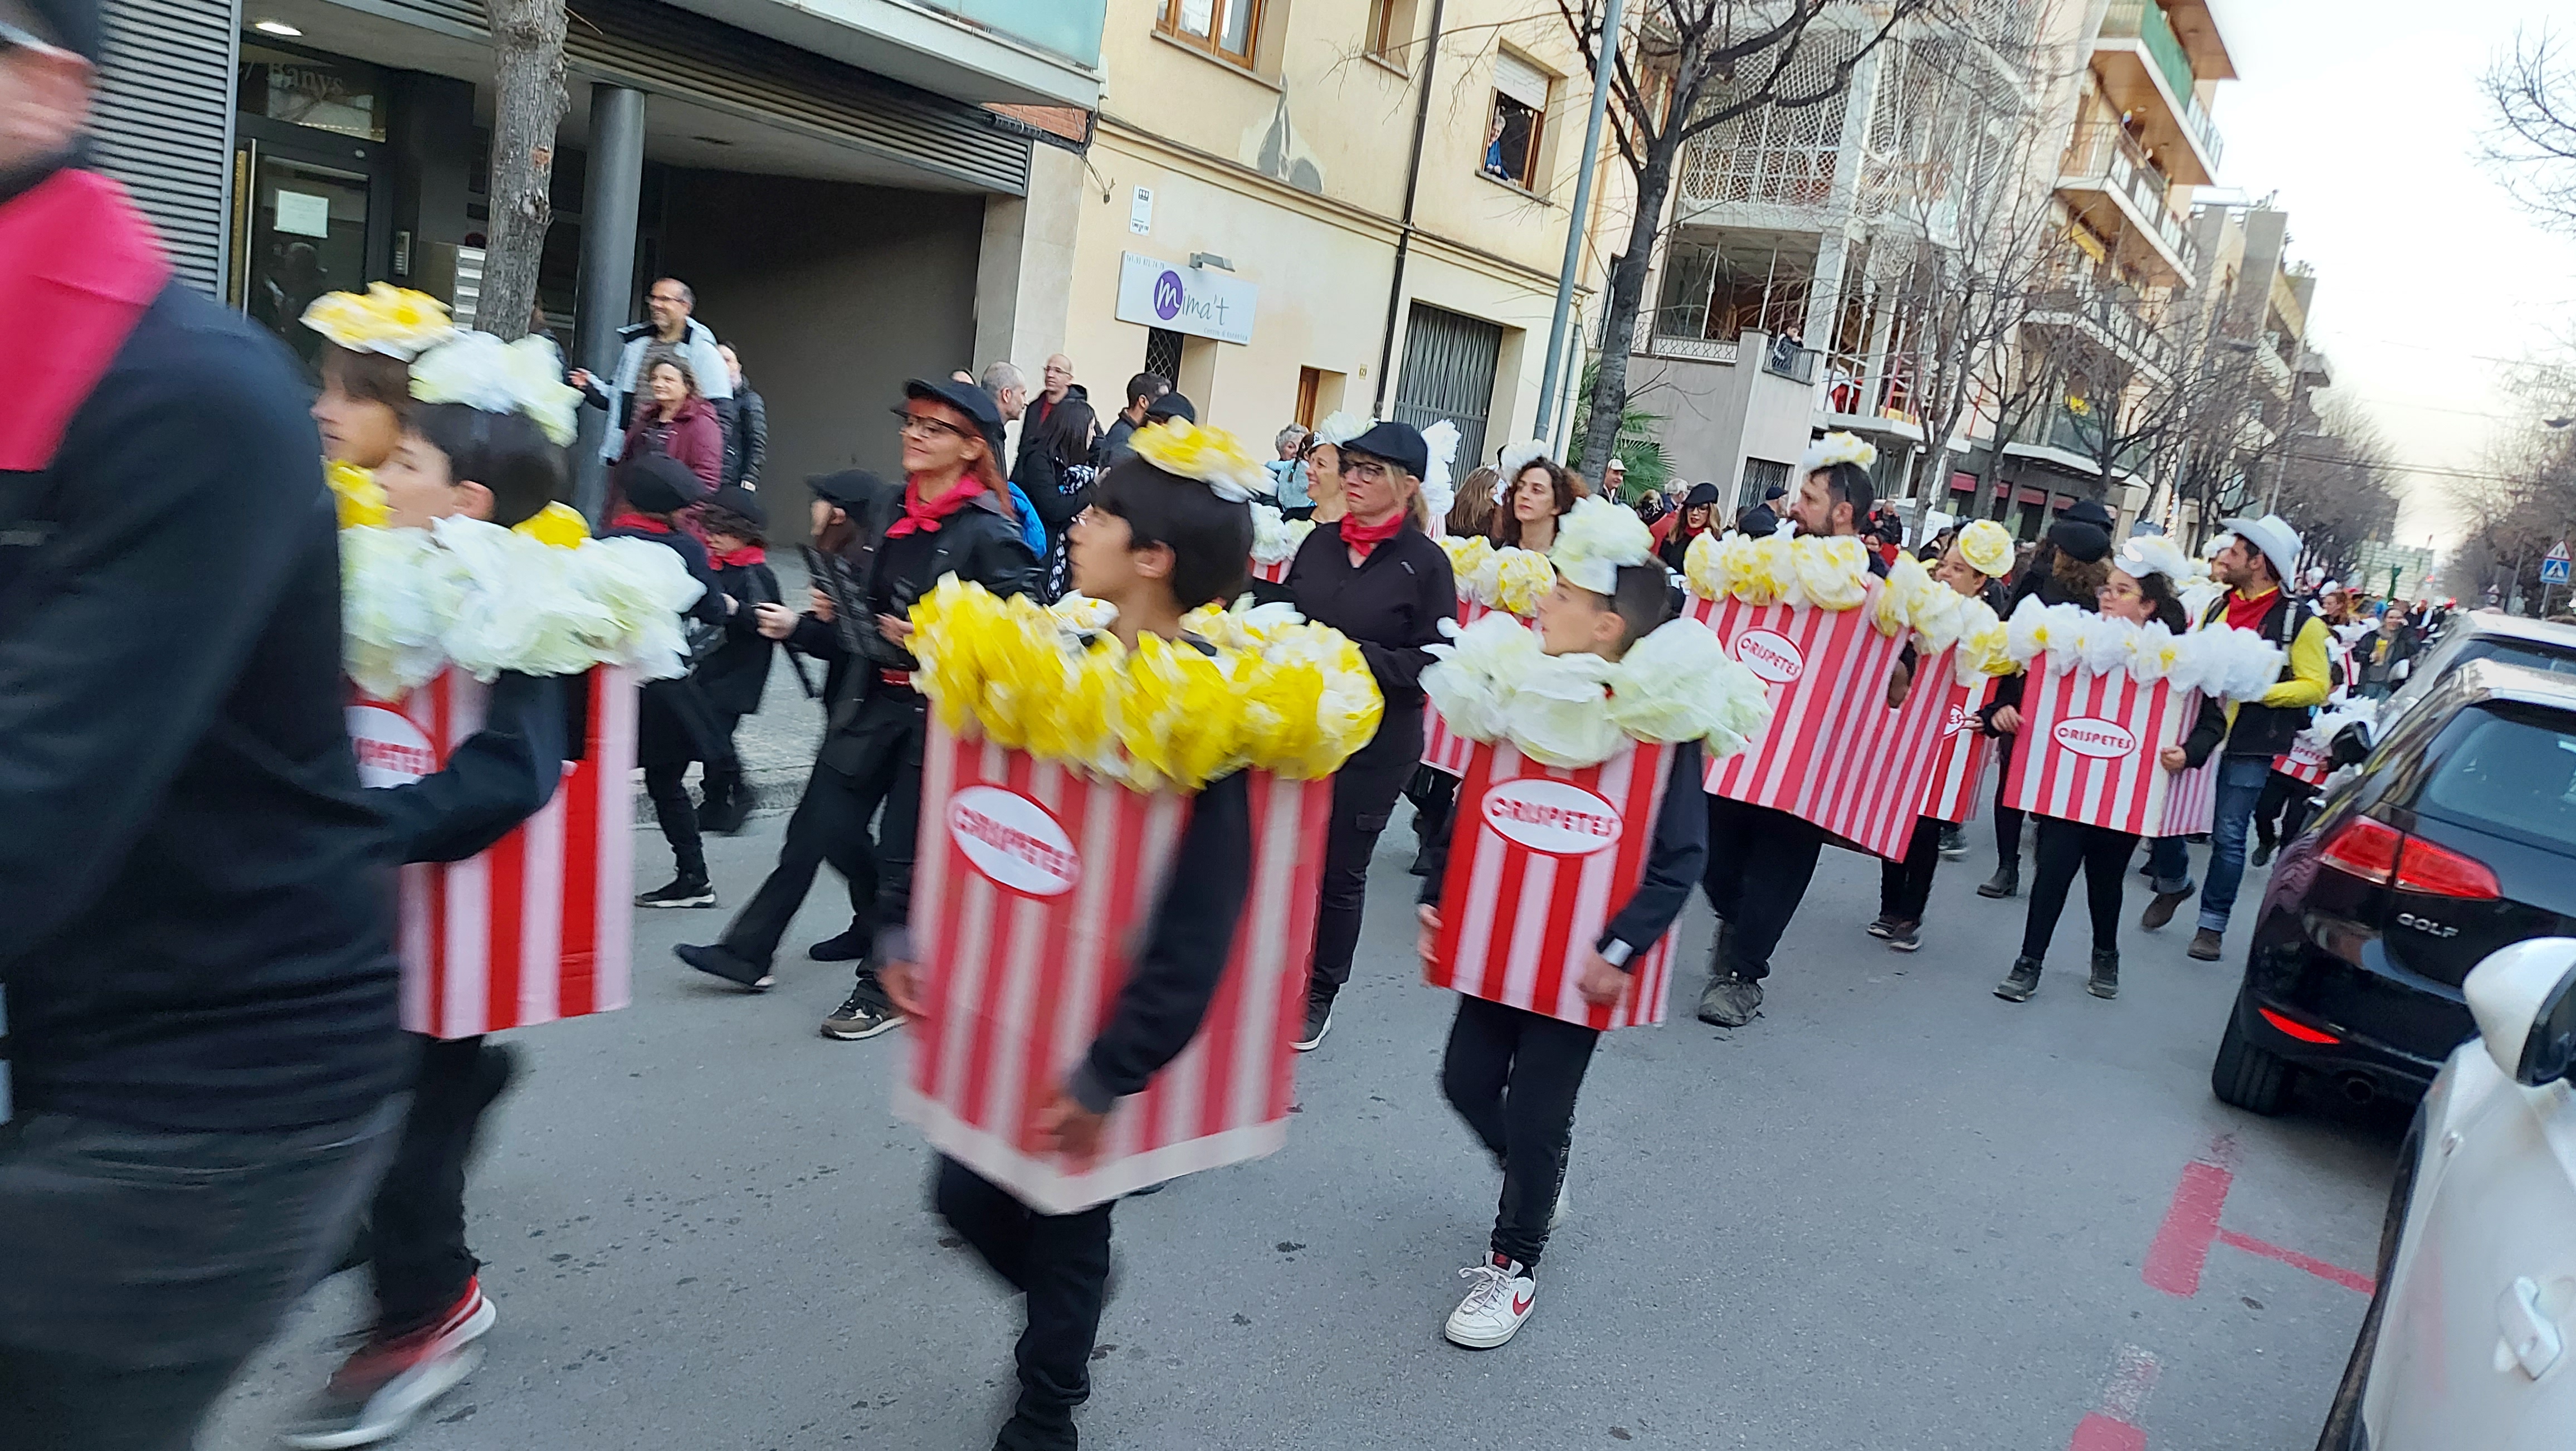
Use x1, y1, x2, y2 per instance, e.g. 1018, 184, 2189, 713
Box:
972, 143, 1084, 381
573, 84, 647, 522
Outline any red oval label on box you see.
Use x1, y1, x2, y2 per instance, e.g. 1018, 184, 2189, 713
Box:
949, 786, 1080, 897
2052, 716, 2138, 759
1733, 627, 1804, 684
1481, 777, 1624, 857
348, 704, 436, 787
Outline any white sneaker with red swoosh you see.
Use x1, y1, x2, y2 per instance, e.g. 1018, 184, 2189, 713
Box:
1444, 1253, 1537, 1348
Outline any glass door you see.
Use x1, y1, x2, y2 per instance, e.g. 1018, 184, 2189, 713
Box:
239, 147, 377, 375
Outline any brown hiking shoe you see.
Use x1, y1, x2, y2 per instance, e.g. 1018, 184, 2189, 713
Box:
2140, 889, 2190, 931
2186, 928, 2224, 961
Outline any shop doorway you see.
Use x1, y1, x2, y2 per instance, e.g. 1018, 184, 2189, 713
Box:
230, 126, 390, 377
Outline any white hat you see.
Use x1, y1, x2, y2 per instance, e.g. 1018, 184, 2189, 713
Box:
2219, 514, 2303, 585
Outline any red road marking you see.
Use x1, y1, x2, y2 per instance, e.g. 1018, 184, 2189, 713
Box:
2067, 1346, 2159, 1450
2070, 1414, 2148, 1451
2144, 1148, 2373, 1298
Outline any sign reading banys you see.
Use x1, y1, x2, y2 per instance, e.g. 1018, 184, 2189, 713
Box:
1480, 777, 1624, 856
1733, 627, 1804, 684
948, 786, 1081, 897
2052, 716, 2137, 759
347, 704, 435, 787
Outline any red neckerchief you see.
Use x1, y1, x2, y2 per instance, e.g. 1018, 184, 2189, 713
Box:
2224, 586, 2280, 636
0, 170, 171, 471
885, 473, 987, 539
611, 512, 675, 534
1339, 510, 1404, 561
709, 543, 767, 568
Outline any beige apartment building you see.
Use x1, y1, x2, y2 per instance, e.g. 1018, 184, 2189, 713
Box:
1033, 0, 1608, 471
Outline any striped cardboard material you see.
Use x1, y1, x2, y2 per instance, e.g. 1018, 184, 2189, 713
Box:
1998, 658, 2207, 836
1421, 600, 1501, 778
895, 724, 1331, 1215
1428, 739, 1680, 1031
1924, 676, 2001, 825
348, 666, 638, 1040
2273, 739, 2333, 788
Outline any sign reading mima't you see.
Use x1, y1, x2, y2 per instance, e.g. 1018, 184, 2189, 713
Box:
1117, 252, 1258, 345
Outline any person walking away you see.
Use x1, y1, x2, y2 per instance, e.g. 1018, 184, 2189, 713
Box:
278, 334, 619, 1448
1446, 466, 1500, 540
2183, 515, 2331, 961
1656, 482, 1722, 573
1412, 536, 1707, 1350
1695, 435, 1898, 1028
694, 485, 780, 834
617, 352, 723, 495
569, 276, 732, 463
880, 438, 1258, 1451
1099, 371, 1169, 464
0, 20, 406, 1440
614, 455, 735, 908
675, 380, 1038, 1040
1269, 424, 1313, 519
1977, 501, 2115, 899
718, 343, 765, 491
1015, 392, 1101, 598
1992, 544, 2223, 1002
1285, 420, 1457, 1050
1868, 520, 2015, 952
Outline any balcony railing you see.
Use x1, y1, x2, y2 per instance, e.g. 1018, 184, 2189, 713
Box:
2059, 124, 2196, 272
2096, 0, 2224, 169
1622, 307, 1740, 365
2028, 284, 2173, 373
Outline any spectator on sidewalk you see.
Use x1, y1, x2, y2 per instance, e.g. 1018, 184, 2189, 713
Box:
1270, 424, 1314, 518
719, 343, 766, 490
570, 276, 732, 462
1021, 353, 1082, 464
0, 14, 406, 1440
616, 351, 724, 497
1017, 392, 1102, 598
1101, 371, 1171, 464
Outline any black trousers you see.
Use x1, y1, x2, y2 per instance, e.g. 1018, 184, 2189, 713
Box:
719, 700, 920, 970
934, 1157, 1114, 1450
1440, 994, 1599, 1269
2253, 771, 2320, 851
700, 708, 748, 802
1876, 815, 1946, 923
370, 1035, 516, 1335
2019, 816, 2140, 961
1992, 761, 2026, 870
643, 763, 705, 879
1701, 795, 1826, 982
1307, 704, 1423, 1009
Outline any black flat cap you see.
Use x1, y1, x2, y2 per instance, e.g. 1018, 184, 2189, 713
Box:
1340, 420, 1429, 479
808, 469, 893, 510
1144, 391, 1197, 423
621, 454, 711, 516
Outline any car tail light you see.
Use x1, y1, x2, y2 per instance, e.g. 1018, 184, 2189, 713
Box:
2258, 1007, 2341, 1044
2318, 817, 2402, 885
2395, 838, 2502, 900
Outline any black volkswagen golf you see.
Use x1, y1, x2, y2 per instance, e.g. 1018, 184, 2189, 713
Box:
2213, 660, 2576, 1116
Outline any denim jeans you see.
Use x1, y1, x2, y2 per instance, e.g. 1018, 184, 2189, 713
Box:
2196, 755, 2277, 934
2146, 835, 2194, 896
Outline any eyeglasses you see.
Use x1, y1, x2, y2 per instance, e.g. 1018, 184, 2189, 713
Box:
648, 291, 688, 306
891, 408, 973, 442
1344, 459, 1394, 485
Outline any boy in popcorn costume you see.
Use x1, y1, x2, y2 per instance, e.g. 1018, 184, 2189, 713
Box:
1414, 497, 1767, 1349
281, 320, 702, 1448
881, 421, 1349, 1451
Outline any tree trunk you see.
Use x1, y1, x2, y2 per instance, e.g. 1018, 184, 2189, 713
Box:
1578, 144, 1675, 489
479, 0, 569, 343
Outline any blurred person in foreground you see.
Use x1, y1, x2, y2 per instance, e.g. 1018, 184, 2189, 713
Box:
0, 3, 407, 1443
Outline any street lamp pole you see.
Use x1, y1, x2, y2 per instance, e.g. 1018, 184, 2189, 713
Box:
1535, 0, 1623, 440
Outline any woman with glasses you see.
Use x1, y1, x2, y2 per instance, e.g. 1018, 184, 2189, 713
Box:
1282, 420, 1458, 1051
676, 378, 1038, 1043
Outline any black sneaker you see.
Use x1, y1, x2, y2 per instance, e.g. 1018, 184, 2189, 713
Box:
637, 877, 715, 908
1696, 973, 1762, 1027
1994, 957, 2043, 1002
1885, 921, 1921, 953
1865, 914, 1898, 940
2251, 839, 2277, 869
821, 979, 905, 1040
675, 942, 774, 990
1937, 825, 1968, 861
1292, 1000, 1333, 1052
808, 927, 869, 962
2087, 950, 2120, 999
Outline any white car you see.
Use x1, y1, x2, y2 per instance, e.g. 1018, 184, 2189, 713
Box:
2321, 937, 2576, 1449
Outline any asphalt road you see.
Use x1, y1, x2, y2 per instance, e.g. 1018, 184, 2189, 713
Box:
203, 803, 2407, 1451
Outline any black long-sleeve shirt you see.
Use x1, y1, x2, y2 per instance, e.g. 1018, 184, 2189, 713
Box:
1418, 739, 1710, 968
1065, 768, 1255, 1112
1285, 520, 1455, 710
369, 670, 568, 865
2, 272, 402, 1132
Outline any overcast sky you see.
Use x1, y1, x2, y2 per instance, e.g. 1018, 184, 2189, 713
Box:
2205, 0, 2576, 560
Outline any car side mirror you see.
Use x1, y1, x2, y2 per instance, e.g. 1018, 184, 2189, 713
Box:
2467, 938, 2576, 1087
2329, 720, 2373, 769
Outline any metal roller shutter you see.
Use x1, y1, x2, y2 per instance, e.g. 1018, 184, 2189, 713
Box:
94, 0, 239, 296
329, 0, 1032, 195
1393, 304, 1505, 479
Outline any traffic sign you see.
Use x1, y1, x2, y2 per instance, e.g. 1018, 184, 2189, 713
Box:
2544, 542, 2572, 586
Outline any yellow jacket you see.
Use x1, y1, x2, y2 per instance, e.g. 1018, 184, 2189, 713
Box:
2212, 588, 2333, 731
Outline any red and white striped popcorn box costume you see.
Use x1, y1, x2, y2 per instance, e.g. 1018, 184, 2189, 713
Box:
1682, 590, 1951, 859
1998, 657, 2208, 836
1427, 739, 1682, 1031
2158, 752, 2220, 836
896, 723, 1333, 1215
1923, 675, 2001, 826
347, 666, 639, 1039
1250, 557, 1292, 585
2273, 738, 2333, 788
1421, 600, 1497, 777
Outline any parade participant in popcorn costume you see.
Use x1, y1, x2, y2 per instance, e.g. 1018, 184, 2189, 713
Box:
1284, 418, 1459, 1050
1988, 536, 2227, 1004
1413, 496, 1765, 1349
880, 420, 1378, 1450
1977, 499, 2115, 900
304, 284, 459, 515
1693, 431, 1895, 1029
677, 378, 1038, 1038
1867, 519, 2018, 952
283, 328, 702, 1448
